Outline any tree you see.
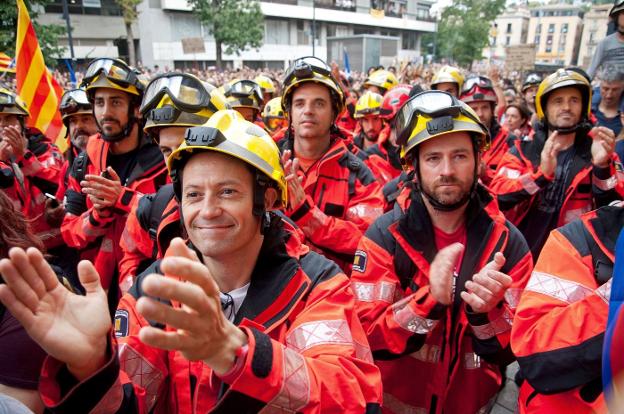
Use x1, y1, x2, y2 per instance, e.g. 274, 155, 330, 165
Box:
0, 0, 65, 68
188, 0, 264, 70
114, 0, 141, 67
434, 0, 505, 67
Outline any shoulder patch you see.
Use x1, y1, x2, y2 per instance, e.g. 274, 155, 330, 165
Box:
353, 249, 368, 273
114, 309, 129, 338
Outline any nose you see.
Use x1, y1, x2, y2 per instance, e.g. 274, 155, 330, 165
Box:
199, 193, 222, 219
439, 156, 454, 176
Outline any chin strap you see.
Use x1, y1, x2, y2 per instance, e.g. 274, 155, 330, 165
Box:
546, 119, 593, 136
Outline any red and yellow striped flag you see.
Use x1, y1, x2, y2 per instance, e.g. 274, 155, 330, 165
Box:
0, 52, 15, 73
15, 0, 66, 151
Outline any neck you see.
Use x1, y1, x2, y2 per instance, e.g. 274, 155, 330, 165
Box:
293, 132, 331, 160
201, 233, 263, 293
599, 100, 620, 116
109, 124, 139, 155
422, 195, 468, 233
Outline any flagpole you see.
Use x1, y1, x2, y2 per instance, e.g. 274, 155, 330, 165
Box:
312, 0, 316, 57
62, 0, 75, 61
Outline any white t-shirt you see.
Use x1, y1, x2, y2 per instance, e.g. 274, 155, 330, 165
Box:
219, 283, 250, 322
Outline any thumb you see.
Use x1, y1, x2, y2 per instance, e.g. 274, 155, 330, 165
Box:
107, 167, 120, 182
165, 237, 200, 262
77, 260, 104, 296
434, 242, 464, 270
484, 252, 506, 271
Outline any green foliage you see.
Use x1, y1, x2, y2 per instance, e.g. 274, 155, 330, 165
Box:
0, 0, 65, 68
114, 0, 141, 24
435, 0, 506, 66
188, 0, 264, 67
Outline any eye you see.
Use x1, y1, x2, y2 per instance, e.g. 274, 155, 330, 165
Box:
425, 155, 439, 163
221, 188, 237, 196
184, 191, 200, 200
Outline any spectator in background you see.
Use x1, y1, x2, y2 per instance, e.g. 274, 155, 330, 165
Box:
504, 102, 532, 140
593, 68, 624, 137
588, 1, 624, 79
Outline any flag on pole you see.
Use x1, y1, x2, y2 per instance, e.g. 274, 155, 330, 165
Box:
15, 0, 66, 151
0, 52, 15, 73
343, 47, 351, 78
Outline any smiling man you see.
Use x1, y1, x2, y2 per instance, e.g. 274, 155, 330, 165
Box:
61, 58, 168, 310
491, 68, 623, 257
0, 110, 382, 413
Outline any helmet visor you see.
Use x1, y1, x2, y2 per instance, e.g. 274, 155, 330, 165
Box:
60, 89, 91, 115
227, 80, 263, 102
0, 91, 17, 106
461, 76, 494, 94
82, 58, 139, 89
283, 56, 334, 87
141, 73, 211, 114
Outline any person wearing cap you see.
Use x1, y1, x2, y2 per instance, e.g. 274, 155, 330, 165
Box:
0, 88, 64, 251
278, 56, 385, 271
363, 69, 398, 95
522, 73, 542, 120
490, 68, 622, 258
221, 79, 266, 129
430, 65, 464, 98
254, 74, 276, 108
61, 58, 168, 311
588, 0, 624, 79
511, 200, 623, 413
261, 96, 288, 141
351, 90, 532, 414
460, 75, 518, 186
0, 110, 383, 413
353, 91, 385, 152
118, 72, 229, 292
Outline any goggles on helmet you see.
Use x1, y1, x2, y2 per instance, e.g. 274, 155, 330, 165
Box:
141, 73, 216, 114
0, 91, 20, 110
394, 90, 483, 147
225, 80, 263, 101
82, 58, 140, 89
60, 89, 90, 114
461, 76, 494, 94
283, 56, 334, 86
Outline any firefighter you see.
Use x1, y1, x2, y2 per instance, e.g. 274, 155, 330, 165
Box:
353, 91, 385, 151
430, 65, 464, 97
363, 69, 398, 95
261, 96, 288, 140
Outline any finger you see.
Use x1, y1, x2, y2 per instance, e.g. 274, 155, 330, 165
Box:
136, 296, 203, 332
471, 273, 503, 296
460, 291, 486, 311
0, 257, 40, 312
436, 242, 465, 266
484, 252, 506, 271
0, 285, 37, 328
106, 167, 121, 182
26, 247, 62, 293
281, 150, 291, 165
140, 274, 212, 314
292, 157, 301, 173
485, 270, 513, 289
159, 257, 220, 298
77, 260, 105, 296
166, 238, 200, 262
138, 325, 190, 351
601, 140, 614, 154
465, 280, 494, 304
548, 131, 558, 142
9, 247, 48, 299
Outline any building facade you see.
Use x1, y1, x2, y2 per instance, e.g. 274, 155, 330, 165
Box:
578, 3, 611, 71
37, 0, 435, 71
527, 4, 584, 67
484, 5, 530, 61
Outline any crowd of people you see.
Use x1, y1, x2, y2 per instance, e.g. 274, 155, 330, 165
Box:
0, 2, 623, 414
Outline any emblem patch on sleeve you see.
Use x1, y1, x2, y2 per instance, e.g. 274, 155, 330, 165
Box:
114, 309, 129, 338
353, 250, 368, 273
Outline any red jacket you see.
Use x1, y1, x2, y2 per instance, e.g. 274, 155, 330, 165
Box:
39, 220, 383, 413
279, 136, 385, 271
351, 186, 533, 414
489, 125, 624, 256
61, 134, 168, 301
481, 121, 517, 187
511, 204, 621, 413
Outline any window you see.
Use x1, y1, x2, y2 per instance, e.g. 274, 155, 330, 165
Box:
44, 0, 122, 15
548, 23, 555, 33
546, 35, 553, 45
265, 19, 290, 45
171, 14, 201, 41
505, 36, 510, 46
546, 45, 552, 53
297, 20, 309, 45
507, 23, 512, 34
561, 23, 568, 33
535, 35, 541, 45
536, 24, 542, 35
402, 32, 418, 50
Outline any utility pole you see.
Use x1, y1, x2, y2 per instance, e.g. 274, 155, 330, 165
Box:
61, 0, 76, 61
312, 0, 316, 57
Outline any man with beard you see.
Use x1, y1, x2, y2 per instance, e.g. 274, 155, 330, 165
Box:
491, 68, 622, 258
521, 73, 542, 119
350, 90, 532, 414
353, 91, 385, 151
588, 1, 624, 79
61, 58, 168, 311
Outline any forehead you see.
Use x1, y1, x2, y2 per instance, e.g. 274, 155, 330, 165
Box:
94, 88, 129, 100
467, 100, 491, 111
601, 80, 624, 88
0, 113, 21, 122
182, 151, 253, 185
547, 87, 581, 101
419, 131, 473, 154
505, 106, 521, 115
292, 82, 331, 101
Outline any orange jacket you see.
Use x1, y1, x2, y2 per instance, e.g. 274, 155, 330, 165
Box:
279, 136, 385, 271
61, 134, 168, 303
511, 205, 622, 414
481, 121, 518, 187
39, 220, 383, 413
351, 186, 533, 414
489, 126, 624, 255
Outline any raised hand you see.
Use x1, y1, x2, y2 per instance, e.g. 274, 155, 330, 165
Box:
281, 149, 306, 210
429, 243, 464, 305
0, 248, 111, 380
81, 166, 123, 212
460, 252, 512, 314
540, 131, 562, 177
136, 238, 247, 376
590, 126, 616, 168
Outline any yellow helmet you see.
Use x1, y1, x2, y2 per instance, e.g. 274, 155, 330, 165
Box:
535, 68, 591, 122
141, 73, 230, 135
0, 88, 29, 117
221, 79, 263, 111
262, 97, 287, 132
363, 69, 398, 94
281, 56, 345, 117
431, 66, 464, 91
254, 74, 276, 94
81, 58, 143, 101
354, 91, 383, 119
395, 90, 490, 163
168, 109, 287, 208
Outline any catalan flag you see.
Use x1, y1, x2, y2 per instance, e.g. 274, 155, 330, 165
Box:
15, 0, 66, 150
0, 52, 15, 73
